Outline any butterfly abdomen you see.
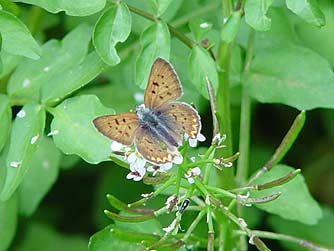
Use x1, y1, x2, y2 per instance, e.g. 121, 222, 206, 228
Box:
137, 107, 180, 149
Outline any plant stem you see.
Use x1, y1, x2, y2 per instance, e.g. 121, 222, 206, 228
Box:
182, 209, 207, 241
27, 6, 44, 35
236, 29, 255, 185
234, 230, 334, 251
248, 111, 306, 184
126, 4, 195, 48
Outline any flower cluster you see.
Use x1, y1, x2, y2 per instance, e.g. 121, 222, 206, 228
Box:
110, 130, 206, 182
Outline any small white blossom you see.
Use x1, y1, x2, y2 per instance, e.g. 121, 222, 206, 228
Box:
173, 155, 183, 164
189, 133, 206, 147
127, 152, 146, 168
200, 22, 209, 28
22, 78, 30, 87
30, 134, 39, 144
126, 162, 146, 181
185, 167, 201, 184
147, 162, 173, 176
10, 161, 22, 168
163, 218, 178, 233
165, 195, 178, 212
47, 130, 59, 136
110, 141, 125, 151
17, 110, 26, 118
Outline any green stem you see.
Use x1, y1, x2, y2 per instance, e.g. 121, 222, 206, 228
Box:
182, 209, 207, 241
27, 6, 44, 35
234, 230, 334, 251
248, 111, 306, 184
126, 4, 195, 48
236, 30, 255, 185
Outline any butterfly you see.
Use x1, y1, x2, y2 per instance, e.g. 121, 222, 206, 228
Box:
93, 58, 202, 165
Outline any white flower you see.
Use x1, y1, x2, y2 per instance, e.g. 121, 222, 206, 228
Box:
110, 141, 125, 151
127, 152, 146, 168
17, 110, 26, 118
163, 218, 178, 234
188, 133, 206, 147
173, 155, 183, 164
165, 195, 178, 212
184, 167, 201, 184
147, 162, 173, 176
126, 162, 146, 181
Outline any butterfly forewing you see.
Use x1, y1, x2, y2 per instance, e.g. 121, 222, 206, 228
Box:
144, 58, 183, 108
93, 112, 140, 146
159, 102, 201, 139
135, 127, 175, 164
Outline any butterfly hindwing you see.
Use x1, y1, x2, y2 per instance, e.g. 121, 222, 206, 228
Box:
144, 58, 183, 108
159, 102, 201, 139
93, 112, 140, 145
135, 126, 174, 164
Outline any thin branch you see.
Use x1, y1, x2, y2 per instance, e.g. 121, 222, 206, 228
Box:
206, 77, 219, 139
248, 111, 306, 184
234, 230, 334, 251
126, 4, 196, 48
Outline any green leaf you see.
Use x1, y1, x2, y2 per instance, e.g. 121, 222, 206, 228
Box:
221, 10, 242, 43
188, 18, 212, 42
244, 0, 273, 31
13, 0, 106, 16
250, 164, 323, 225
93, 3, 131, 66
116, 215, 163, 235
245, 45, 334, 110
0, 94, 11, 152
0, 51, 20, 79
268, 207, 334, 251
286, 0, 325, 26
89, 225, 149, 251
7, 24, 91, 102
18, 136, 61, 216
136, 21, 171, 89
0, 10, 41, 59
188, 46, 218, 99
50, 95, 115, 164
1, 102, 45, 201
16, 222, 89, 251
41, 51, 107, 105
148, 0, 173, 16
0, 194, 17, 251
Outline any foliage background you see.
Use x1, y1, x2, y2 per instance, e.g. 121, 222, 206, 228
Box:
0, 0, 333, 250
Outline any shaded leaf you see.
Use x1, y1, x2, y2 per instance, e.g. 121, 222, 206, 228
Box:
41, 51, 107, 105
13, 0, 106, 16
0, 94, 11, 152
7, 24, 91, 101
286, 0, 325, 26
268, 207, 334, 251
1, 103, 45, 201
188, 46, 218, 99
16, 222, 88, 251
50, 95, 114, 164
136, 22, 170, 89
250, 164, 323, 225
93, 3, 131, 65
245, 45, 334, 110
18, 136, 61, 216
0, 10, 40, 59
244, 0, 273, 31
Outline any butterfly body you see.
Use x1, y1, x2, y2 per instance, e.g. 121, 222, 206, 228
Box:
136, 105, 181, 149
93, 58, 202, 165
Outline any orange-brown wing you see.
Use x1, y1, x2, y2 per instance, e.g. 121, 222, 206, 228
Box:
159, 102, 201, 139
93, 112, 139, 146
135, 127, 174, 165
144, 58, 183, 108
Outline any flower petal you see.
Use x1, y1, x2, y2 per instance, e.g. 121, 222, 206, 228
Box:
192, 167, 201, 175
189, 138, 198, 147
127, 152, 137, 163
110, 141, 124, 151
173, 155, 183, 164
197, 133, 206, 142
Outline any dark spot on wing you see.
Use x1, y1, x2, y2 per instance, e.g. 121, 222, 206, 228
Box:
153, 82, 159, 86
128, 125, 132, 129
159, 95, 164, 99
125, 132, 129, 137
152, 90, 156, 94
122, 118, 126, 123
115, 119, 119, 125
167, 92, 172, 96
